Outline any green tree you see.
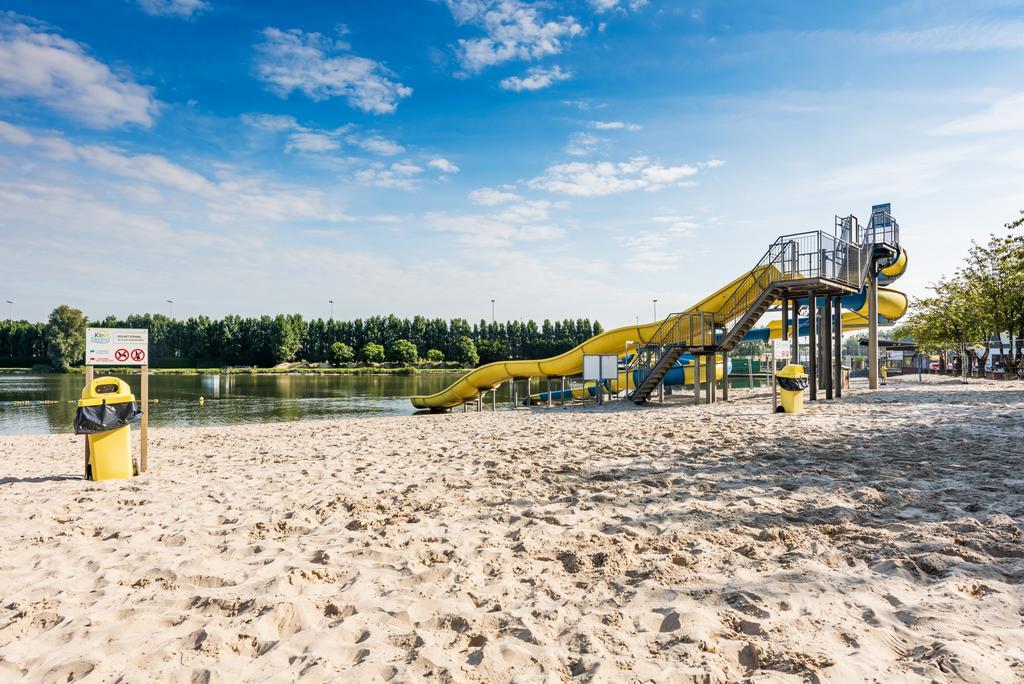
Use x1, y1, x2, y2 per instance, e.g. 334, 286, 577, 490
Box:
390, 338, 418, 365
425, 348, 444, 363
476, 338, 510, 364
329, 341, 354, 365
45, 305, 87, 371
455, 335, 479, 367
360, 341, 385, 363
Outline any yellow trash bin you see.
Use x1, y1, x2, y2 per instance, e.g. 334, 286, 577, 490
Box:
775, 364, 808, 414
75, 377, 141, 481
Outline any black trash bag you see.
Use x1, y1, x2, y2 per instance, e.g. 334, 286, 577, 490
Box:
776, 376, 809, 392
74, 401, 142, 435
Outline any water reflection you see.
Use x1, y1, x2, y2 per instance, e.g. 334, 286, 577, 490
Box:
0, 372, 771, 436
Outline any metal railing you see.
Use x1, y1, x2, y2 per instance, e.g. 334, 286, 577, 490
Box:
860, 210, 900, 246
627, 213, 899, 398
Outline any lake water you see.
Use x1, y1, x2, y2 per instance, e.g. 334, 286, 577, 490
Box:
0, 372, 769, 435
0, 372, 470, 435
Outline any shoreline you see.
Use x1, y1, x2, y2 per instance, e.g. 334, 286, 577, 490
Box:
1, 375, 1021, 681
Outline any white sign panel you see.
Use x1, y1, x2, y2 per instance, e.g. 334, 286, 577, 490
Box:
772, 339, 791, 360
600, 354, 618, 379
887, 350, 904, 361
86, 328, 149, 366
583, 354, 619, 380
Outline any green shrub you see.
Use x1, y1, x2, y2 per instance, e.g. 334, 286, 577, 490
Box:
329, 341, 354, 365
360, 342, 385, 363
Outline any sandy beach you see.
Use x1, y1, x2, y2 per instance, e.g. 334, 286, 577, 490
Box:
1, 375, 1022, 682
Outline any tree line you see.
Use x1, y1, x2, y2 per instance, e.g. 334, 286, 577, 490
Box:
893, 210, 1023, 377
0, 308, 604, 371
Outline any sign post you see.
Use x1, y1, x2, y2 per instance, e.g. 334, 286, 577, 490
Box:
583, 354, 619, 406
771, 339, 792, 413
85, 328, 150, 474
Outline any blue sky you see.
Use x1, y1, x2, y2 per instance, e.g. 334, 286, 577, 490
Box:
2, 1, 1023, 325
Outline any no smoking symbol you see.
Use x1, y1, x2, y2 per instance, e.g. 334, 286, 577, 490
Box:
114, 348, 129, 362
130, 349, 146, 362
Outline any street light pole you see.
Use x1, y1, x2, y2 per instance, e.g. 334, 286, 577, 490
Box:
653, 298, 658, 321
329, 299, 334, 320
491, 299, 495, 324
166, 300, 174, 318
5, 300, 13, 321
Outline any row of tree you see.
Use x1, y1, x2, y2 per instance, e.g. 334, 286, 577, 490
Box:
0, 308, 604, 371
893, 211, 1023, 376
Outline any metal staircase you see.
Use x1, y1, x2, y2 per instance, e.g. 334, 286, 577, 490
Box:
627, 212, 900, 404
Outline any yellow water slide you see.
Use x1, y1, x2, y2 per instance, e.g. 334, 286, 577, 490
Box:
410, 268, 769, 410
412, 247, 909, 410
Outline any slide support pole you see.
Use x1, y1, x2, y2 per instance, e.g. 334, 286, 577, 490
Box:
790, 299, 799, 364
808, 291, 817, 401
705, 355, 713, 404
833, 295, 843, 398
824, 295, 833, 400
722, 351, 729, 401
693, 356, 701, 405
868, 273, 879, 390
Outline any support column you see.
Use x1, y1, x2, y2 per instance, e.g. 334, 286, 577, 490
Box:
808, 292, 817, 401
560, 377, 566, 406
492, 388, 497, 411
547, 377, 552, 407
824, 295, 833, 400
833, 295, 843, 398
722, 351, 729, 401
512, 379, 518, 409
791, 298, 800, 364
526, 377, 532, 403
868, 273, 879, 390
782, 295, 789, 342
693, 355, 701, 405
705, 356, 714, 404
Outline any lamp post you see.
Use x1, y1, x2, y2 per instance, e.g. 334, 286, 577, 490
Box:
166, 300, 174, 318
329, 299, 334, 320
653, 298, 658, 321
5, 300, 13, 321
491, 299, 495, 324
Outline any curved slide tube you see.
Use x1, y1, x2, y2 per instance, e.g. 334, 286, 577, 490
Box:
411, 268, 772, 410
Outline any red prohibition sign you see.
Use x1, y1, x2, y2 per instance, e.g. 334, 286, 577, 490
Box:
130, 349, 146, 362
114, 348, 130, 362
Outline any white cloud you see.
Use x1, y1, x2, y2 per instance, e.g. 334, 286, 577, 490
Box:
589, 0, 648, 13
619, 216, 699, 272
529, 157, 710, 197
242, 113, 354, 155
425, 201, 564, 249
591, 120, 641, 131
136, 0, 209, 18
355, 161, 423, 189
241, 113, 299, 132
76, 145, 216, 195
0, 119, 352, 225
499, 65, 572, 92
427, 157, 460, 173
254, 27, 411, 114
285, 131, 341, 153
469, 187, 521, 205
0, 120, 33, 144
355, 135, 405, 156
0, 16, 159, 128
443, 1, 583, 73
564, 131, 602, 156
930, 93, 1024, 136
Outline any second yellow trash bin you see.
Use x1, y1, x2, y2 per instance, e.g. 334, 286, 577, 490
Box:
75, 377, 142, 481
776, 364, 809, 414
